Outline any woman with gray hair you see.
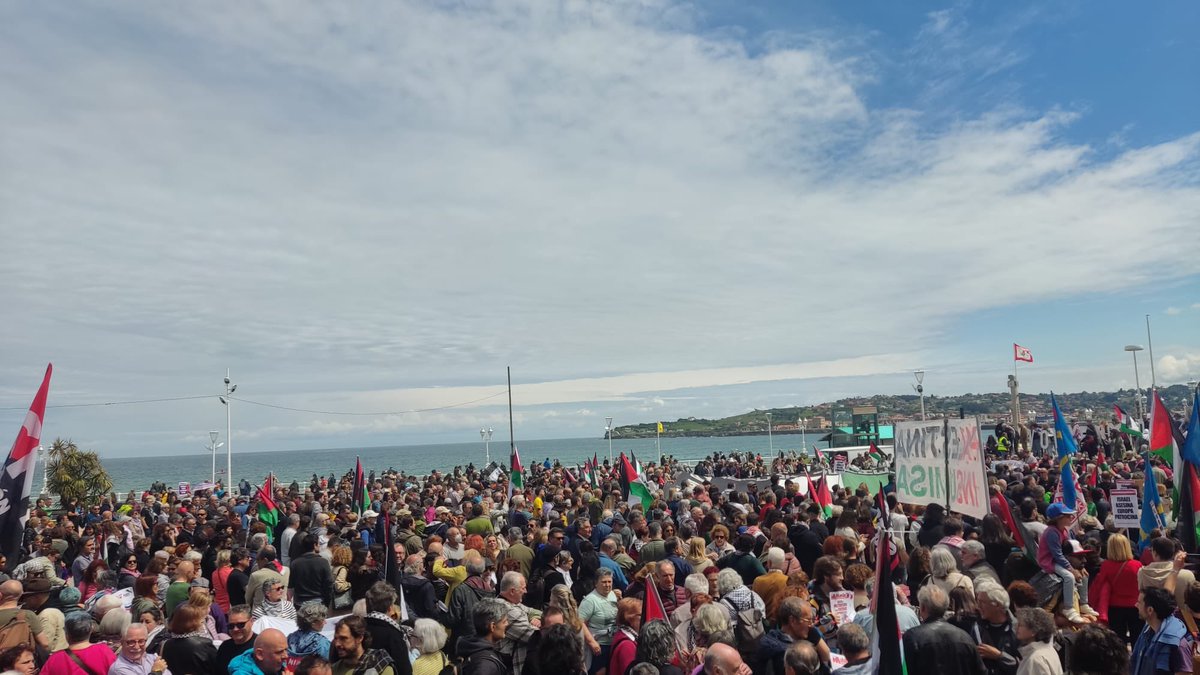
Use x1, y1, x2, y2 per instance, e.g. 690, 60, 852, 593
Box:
929, 546, 974, 598
410, 618, 449, 675
715, 568, 765, 626
1014, 607, 1061, 675
41, 613, 117, 675
288, 601, 332, 661
252, 579, 297, 620
635, 620, 683, 675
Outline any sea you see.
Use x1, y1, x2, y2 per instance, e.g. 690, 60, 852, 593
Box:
30, 433, 833, 496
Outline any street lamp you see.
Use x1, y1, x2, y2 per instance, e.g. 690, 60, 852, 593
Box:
480, 428, 494, 466
1124, 345, 1145, 421
765, 413, 773, 454
798, 416, 807, 455
605, 417, 614, 464
913, 370, 926, 420
207, 431, 224, 486
219, 370, 236, 487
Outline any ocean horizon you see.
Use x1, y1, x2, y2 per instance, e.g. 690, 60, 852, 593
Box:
35, 433, 832, 496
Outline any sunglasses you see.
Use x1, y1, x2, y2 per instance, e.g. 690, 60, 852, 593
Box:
229, 621, 248, 629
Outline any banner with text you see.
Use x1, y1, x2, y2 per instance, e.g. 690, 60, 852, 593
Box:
894, 419, 987, 519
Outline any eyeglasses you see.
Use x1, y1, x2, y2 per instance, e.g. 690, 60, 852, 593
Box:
229, 621, 248, 629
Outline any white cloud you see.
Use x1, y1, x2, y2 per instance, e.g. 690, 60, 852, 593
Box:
1166, 307, 1183, 315
1159, 354, 1200, 382
1, 2, 1199, 454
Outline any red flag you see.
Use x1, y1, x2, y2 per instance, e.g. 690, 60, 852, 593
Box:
1, 364, 52, 564
642, 573, 669, 625
991, 487, 1037, 561
1014, 343, 1034, 362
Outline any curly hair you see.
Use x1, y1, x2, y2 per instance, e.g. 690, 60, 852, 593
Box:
535, 624, 584, 675
636, 620, 676, 666
843, 563, 872, 592
1006, 580, 1039, 611
1068, 624, 1130, 675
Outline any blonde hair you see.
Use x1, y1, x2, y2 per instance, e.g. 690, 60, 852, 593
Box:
1106, 533, 1133, 562
547, 584, 583, 630
686, 537, 708, 563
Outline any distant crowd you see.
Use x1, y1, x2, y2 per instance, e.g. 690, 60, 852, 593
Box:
2, 408, 1195, 675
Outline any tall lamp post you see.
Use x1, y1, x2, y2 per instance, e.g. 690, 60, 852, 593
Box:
219, 370, 237, 487
605, 417, 614, 464
480, 427, 494, 466
1124, 345, 1145, 421
207, 431, 224, 486
913, 370, 926, 420
765, 413, 773, 454
798, 416, 807, 455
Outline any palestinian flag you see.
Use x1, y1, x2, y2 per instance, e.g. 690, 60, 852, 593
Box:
631, 452, 645, 479
872, 487, 907, 675
867, 443, 886, 463
1150, 390, 1181, 486
563, 465, 578, 486
619, 453, 653, 509
642, 570, 669, 625
507, 447, 524, 503
803, 467, 832, 518
352, 457, 368, 515
1115, 403, 1144, 438
991, 487, 1037, 561
256, 475, 280, 541
1179, 389, 1200, 553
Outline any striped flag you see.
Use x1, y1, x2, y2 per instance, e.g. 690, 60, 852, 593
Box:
872, 487, 907, 675
0, 364, 52, 565
619, 453, 653, 508
352, 457, 367, 515
1149, 390, 1181, 487
1115, 404, 1144, 438
256, 475, 279, 541
1179, 389, 1200, 553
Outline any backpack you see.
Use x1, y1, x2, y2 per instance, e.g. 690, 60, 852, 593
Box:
721, 596, 765, 658
0, 611, 34, 651
438, 653, 462, 675
462, 650, 505, 675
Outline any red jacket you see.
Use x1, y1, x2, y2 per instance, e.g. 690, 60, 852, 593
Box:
608, 627, 638, 675
1093, 558, 1142, 621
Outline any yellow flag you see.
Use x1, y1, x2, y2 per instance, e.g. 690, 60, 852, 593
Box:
656, 422, 664, 434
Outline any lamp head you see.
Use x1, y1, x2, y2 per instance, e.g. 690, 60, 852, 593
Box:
209, 431, 219, 444
1124, 345, 1144, 352
914, 370, 925, 385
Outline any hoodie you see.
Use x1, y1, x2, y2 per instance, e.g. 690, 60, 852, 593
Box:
288, 629, 332, 660
229, 649, 273, 675
1137, 562, 1195, 613
455, 636, 506, 675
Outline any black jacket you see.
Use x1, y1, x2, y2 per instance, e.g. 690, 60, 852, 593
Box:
458, 636, 508, 675
397, 573, 441, 621
215, 635, 256, 675
289, 552, 334, 606
958, 617, 1020, 675
162, 634, 220, 675
364, 616, 413, 675
902, 620, 986, 675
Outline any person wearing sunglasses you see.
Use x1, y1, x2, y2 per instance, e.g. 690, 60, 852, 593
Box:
216, 605, 257, 674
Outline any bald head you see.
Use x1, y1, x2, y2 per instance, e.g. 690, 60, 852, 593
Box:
0, 580, 23, 602
254, 628, 288, 671
703, 643, 744, 675
174, 560, 195, 581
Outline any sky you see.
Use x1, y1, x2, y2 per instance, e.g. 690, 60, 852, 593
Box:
2, 0, 1199, 458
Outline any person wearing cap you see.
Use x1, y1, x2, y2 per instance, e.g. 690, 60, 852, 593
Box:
1035, 503, 1092, 623
358, 511, 379, 547
21, 576, 67, 651
0, 580, 49, 651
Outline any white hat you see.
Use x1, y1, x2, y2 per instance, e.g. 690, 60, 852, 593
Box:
362, 510, 379, 519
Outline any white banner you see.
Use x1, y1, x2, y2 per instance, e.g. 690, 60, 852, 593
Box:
894, 419, 987, 519
1111, 489, 1140, 529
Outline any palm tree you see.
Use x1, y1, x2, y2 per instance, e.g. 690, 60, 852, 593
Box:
45, 438, 113, 507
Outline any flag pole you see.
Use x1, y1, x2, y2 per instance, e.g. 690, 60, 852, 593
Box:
1146, 314, 1157, 388
507, 366, 515, 458
656, 423, 661, 465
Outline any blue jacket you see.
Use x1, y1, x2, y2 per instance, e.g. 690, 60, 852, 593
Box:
1131, 615, 1188, 675
598, 554, 628, 590
229, 650, 268, 675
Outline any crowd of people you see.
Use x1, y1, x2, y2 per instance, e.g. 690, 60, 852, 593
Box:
1, 408, 1195, 675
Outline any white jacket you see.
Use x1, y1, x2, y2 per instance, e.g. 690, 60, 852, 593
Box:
1016, 640, 1062, 675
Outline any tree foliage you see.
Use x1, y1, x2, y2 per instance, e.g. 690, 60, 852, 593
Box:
45, 438, 112, 506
